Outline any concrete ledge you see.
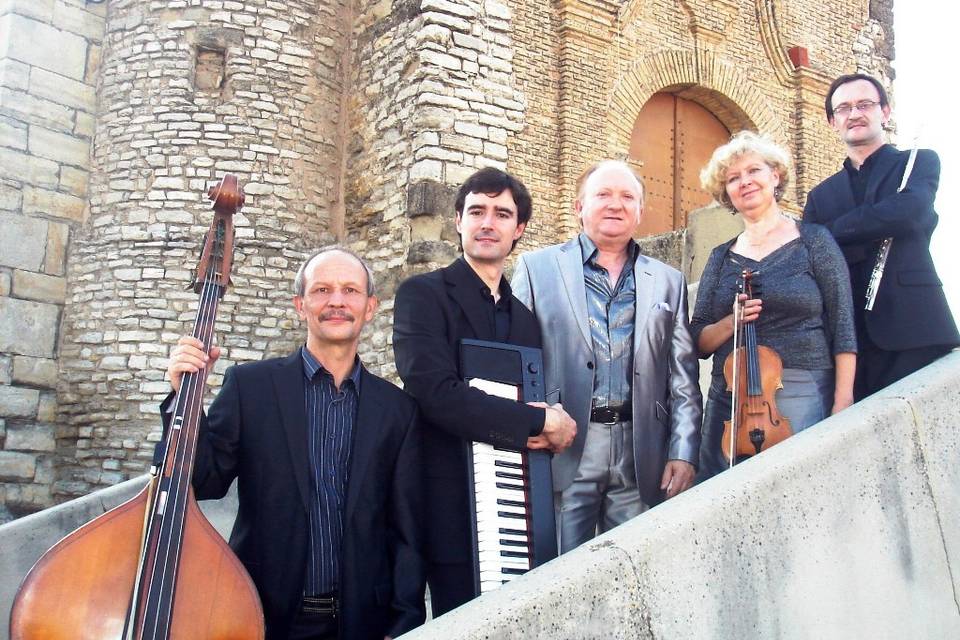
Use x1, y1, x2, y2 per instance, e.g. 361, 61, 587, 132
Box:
401, 351, 960, 639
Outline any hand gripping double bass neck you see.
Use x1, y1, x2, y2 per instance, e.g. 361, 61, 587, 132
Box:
721, 269, 794, 467
10, 175, 264, 640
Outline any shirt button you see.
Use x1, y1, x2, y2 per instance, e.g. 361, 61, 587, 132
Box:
587, 361, 594, 370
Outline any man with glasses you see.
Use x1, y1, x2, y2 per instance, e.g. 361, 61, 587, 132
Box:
804, 73, 958, 400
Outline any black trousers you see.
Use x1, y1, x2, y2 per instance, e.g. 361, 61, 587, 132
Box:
854, 335, 952, 401
427, 561, 475, 618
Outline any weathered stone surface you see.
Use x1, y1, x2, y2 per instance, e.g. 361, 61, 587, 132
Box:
5, 424, 56, 452
28, 67, 97, 112
12, 356, 58, 388
0, 356, 10, 384
0, 115, 27, 150
406, 240, 456, 265
0, 87, 75, 133
12, 270, 66, 303
0, 384, 40, 417
406, 180, 457, 218
0, 451, 36, 481
0, 0, 55, 22
22, 186, 86, 222
0, 212, 48, 271
28, 126, 90, 168
52, 1, 105, 41
1, 14, 87, 80
44, 221, 69, 276
0, 146, 59, 189
0, 271, 9, 297
0, 59, 31, 92
0, 182, 22, 212
0, 297, 59, 358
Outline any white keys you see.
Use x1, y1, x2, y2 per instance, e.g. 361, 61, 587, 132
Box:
472, 442, 533, 594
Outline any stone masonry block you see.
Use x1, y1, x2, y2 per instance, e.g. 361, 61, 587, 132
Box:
44, 221, 69, 275
0, 58, 30, 92
0, 271, 9, 296
5, 423, 56, 451
0, 384, 40, 417
1, 14, 88, 80
0, 146, 59, 188
0, 212, 48, 271
0, 181, 22, 212
0, 355, 10, 384
406, 179, 457, 218
59, 166, 88, 198
0, 87, 75, 133
0, 296, 59, 358
52, 1, 106, 41
23, 186, 86, 222
29, 67, 97, 112
28, 126, 90, 167
12, 355, 58, 388
0, 114, 28, 150
12, 270, 66, 303
0, 0, 55, 22
0, 450, 36, 481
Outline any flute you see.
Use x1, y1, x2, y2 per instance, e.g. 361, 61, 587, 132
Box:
864, 143, 919, 311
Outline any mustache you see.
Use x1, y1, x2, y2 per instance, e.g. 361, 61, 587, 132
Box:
474, 233, 500, 241
319, 310, 355, 321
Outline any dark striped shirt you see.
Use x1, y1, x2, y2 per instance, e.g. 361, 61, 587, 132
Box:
301, 346, 360, 595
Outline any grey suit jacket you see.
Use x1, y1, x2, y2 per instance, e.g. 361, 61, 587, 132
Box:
512, 236, 702, 506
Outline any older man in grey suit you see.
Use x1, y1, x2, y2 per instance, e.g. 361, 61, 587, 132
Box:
512, 160, 702, 553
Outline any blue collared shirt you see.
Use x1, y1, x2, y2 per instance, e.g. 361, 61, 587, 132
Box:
579, 233, 638, 410
301, 346, 361, 595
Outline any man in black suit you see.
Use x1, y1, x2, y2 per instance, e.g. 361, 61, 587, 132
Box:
392, 168, 576, 616
804, 73, 959, 400
165, 247, 424, 640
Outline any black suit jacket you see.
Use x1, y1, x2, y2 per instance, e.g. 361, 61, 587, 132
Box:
392, 258, 544, 563
162, 350, 424, 640
804, 145, 959, 351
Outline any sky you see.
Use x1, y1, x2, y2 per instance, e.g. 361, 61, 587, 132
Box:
893, 2, 958, 316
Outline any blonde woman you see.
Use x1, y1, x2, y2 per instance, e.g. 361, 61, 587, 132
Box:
692, 131, 857, 481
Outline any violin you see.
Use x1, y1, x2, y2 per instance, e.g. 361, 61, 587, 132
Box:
721, 269, 793, 467
10, 175, 264, 639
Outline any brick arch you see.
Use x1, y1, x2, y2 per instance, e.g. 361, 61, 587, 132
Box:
607, 49, 780, 157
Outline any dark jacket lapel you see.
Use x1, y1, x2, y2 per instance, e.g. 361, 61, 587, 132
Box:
444, 258, 490, 339
272, 350, 312, 513
345, 368, 383, 524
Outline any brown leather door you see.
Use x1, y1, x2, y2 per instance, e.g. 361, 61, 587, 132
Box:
629, 93, 730, 236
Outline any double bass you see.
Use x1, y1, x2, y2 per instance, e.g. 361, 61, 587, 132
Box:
10, 176, 264, 639
721, 269, 793, 467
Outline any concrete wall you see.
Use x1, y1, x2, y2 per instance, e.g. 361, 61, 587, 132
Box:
402, 351, 960, 639
1, 352, 957, 638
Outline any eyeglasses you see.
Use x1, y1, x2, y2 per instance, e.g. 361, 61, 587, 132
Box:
833, 100, 881, 117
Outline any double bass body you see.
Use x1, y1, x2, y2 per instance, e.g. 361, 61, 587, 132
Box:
10, 487, 262, 639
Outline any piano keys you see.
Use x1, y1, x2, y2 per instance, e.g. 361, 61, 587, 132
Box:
459, 339, 558, 596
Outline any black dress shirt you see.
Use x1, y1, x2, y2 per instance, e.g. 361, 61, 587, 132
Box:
301, 346, 361, 596
460, 257, 512, 342
579, 233, 638, 410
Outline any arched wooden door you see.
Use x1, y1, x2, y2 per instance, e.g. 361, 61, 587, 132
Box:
629, 92, 730, 236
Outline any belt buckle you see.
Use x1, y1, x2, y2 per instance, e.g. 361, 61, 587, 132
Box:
593, 407, 618, 425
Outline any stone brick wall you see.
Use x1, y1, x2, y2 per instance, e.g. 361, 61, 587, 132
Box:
53, 0, 352, 501
0, 0, 105, 519
0, 0, 893, 519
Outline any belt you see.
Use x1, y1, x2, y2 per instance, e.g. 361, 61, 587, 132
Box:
302, 593, 339, 617
590, 406, 631, 424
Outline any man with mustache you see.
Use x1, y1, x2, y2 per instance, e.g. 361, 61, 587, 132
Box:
163, 247, 424, 640
804, 73, 958, 400
393, 167, 576, 615
511, 160, 702, 553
